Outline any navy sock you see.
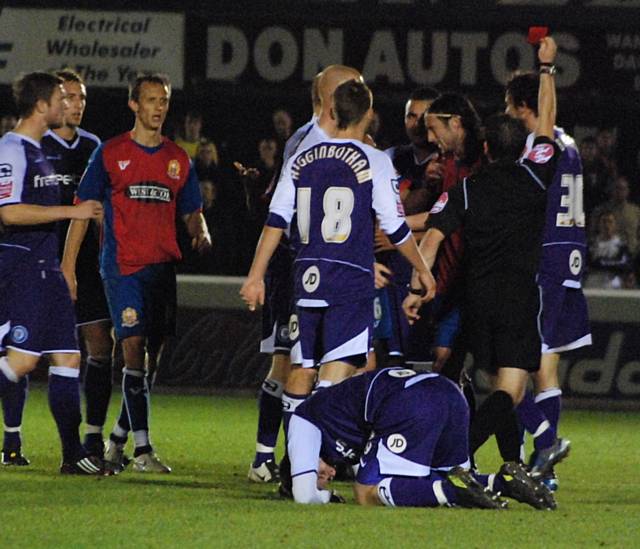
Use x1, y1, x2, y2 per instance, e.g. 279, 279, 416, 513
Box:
110, 399, 130, 444
494, 407, 523, 462
516, 391, 555, 451
0, 357, 19, 398
253, 378, 284, 467
474, 472, 506, 494
83, 356, 112, 440
48, 367, 83, 463
2, 376, 28, 452
469, 390, 514, 457
535, 388, 562, 436
377, 473, 456, 507
122, 368, 152, 456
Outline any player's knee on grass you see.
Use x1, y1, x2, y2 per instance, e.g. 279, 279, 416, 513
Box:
353, 482, 381, 506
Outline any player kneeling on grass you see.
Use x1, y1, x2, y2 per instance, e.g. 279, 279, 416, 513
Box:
288, 368, 556, 510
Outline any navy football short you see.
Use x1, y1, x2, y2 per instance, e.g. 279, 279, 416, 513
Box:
75, 252, 110, 326
385, 282, 410, 356
356, 374, 470, 485
260, 247, 297, 355
538, 274, 591, 353
465, 279, 542, 373
295, 298, 373, 368
1, 267, 79, 355
103, 263, 176, 341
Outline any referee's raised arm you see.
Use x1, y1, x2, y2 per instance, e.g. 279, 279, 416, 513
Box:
536, 37, 558, 140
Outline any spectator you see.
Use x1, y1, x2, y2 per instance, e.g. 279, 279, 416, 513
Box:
195, 139, 221, 182
596, 127, 619, 180
591, 176, 640, 256
272, 108, 293, 142
585, 210, 633, 289
175, 110, 219, 163
581, 136, 612, 220
0, 113, 17, 136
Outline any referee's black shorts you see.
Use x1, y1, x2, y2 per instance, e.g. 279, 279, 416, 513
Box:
464, 278, 541, 374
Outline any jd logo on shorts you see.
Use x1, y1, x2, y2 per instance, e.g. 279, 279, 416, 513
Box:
288, 314, 299, 340
569, 249, 582, 276
302, 266, 320, 293
387, 368, 416, 378
386, 433, 407, 454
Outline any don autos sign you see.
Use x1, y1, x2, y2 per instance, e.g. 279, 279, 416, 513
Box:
0, 8, 184, 88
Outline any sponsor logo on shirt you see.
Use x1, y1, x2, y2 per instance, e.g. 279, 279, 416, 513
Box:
118, 160, 130, 171
0, 163, 12, 177
126, 182, 172, 203
167, 159, 180, 180
430, 191, 448, 214
0, 180, 12, 199
33, 174, 60, 188
528, 143, 554, 164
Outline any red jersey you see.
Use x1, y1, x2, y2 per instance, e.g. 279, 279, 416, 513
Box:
77, 133, 202, 277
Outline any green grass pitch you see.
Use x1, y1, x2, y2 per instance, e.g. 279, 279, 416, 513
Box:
1, 387, 638, 548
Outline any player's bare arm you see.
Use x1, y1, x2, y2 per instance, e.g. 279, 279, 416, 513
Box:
240, 225, 284, 311
0, 199, 102, 226
535, 37, 557, 140
61, 218, 90, 301
396, 236, 436, 300
182, 211, 212, 253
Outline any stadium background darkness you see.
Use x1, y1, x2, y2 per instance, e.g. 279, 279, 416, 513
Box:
1, 0, 639, 175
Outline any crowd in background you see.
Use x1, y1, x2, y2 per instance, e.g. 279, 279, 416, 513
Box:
1, 104, 639, 289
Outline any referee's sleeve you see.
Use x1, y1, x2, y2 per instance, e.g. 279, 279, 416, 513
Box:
425, 181, 466, 237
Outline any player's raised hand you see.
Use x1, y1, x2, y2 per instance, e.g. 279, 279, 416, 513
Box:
402, 293, 422, 324
538, 36, 557, 64
61, 266, 78, 301
240, 277, 265, 311
374, 262, 392, 289
192, 230, 212, 254
72, 200, 103, 220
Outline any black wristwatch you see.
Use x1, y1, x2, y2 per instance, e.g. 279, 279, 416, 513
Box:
407, 285, 425, 296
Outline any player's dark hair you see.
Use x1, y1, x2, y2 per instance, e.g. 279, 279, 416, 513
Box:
12, 72, 63, 118
506, 71, 539, 116
484, 113, 528, 162
128, 73, 171, 102
428, 93, 483, 165
54, 68, 84, 85
409, 87, 439, 103
333, 79, 372, 130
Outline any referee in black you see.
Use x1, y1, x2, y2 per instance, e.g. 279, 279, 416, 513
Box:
405, 36, 565, 475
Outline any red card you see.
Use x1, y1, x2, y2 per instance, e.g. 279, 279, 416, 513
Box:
527, 26, 548, 44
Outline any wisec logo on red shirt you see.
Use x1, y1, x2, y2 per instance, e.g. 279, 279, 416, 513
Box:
430, 192, 448, 214
527, 144, 554, 164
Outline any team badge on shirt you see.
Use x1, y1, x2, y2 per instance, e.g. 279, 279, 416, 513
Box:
121, 307, 139, 328
430, 192, 448, 214
167, 159, 180, 179
528, 143, 554, 164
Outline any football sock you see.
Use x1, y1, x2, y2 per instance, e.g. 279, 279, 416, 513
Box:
254, 378, 284, 467
121, 368, 152, 456
281, 391, 308, 437
48, 367, 83, 463
474, 472, 506, 494
494, 407, 523, 462
377, 473, 456, 507
469, 390, 514, 457
110, 399, 130, 444
2, 376, 27, 452
0, 356, 19, 396
516, 391, 556, 451
83, 356, 112, 444
535, 388, 562, 436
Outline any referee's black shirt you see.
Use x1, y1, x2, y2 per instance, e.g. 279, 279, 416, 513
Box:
426, 136, 558, 287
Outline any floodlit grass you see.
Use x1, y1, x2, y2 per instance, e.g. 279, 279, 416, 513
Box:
1, 387, 638, 548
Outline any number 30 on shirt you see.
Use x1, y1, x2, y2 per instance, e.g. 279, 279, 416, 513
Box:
557, 174, 585, 228
297, 187, 355, 244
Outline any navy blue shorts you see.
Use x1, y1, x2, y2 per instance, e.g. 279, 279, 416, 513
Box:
356, 374, 470, 485
75, 253, 110, 326
1, 267, 79, 356
103, 263, 176, 341
538, 275, 591, 353
296, 298, 373, 368
260, 247, 296, 354
385, 283, 409, 356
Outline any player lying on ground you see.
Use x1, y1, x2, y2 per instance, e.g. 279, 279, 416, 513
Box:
288, 367, 556, 509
